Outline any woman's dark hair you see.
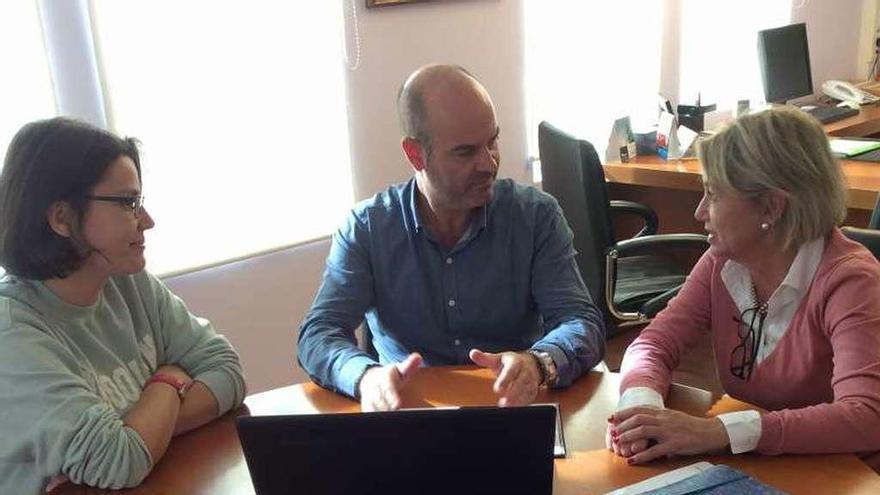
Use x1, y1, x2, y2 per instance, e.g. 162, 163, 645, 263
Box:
0, 117, 141, 280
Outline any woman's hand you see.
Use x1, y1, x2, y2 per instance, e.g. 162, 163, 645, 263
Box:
606, 422, 650, 458
607, 407, 730, 464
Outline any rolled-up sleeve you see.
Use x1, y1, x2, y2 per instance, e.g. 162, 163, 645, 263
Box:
298, 211, 379, 398
530, 199, 605, 386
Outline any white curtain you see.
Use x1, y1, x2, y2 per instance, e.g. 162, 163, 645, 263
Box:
91, 1, 353, 274
525, 0, 792, 176
678, 0, 792, 110
524, 1, 663, 178
0, 2, 56, 164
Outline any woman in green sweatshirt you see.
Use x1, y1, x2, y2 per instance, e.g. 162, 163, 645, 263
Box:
0, 117, 246, 494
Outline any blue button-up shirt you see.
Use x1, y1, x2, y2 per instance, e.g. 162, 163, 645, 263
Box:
298, 178, 605, 398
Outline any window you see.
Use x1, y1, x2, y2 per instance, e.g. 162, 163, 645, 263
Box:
524, 2, 663, 179
0, 2, 55, 164
525, 1, 792, 179
91, 2, 353, 274
678, 0, 791, 109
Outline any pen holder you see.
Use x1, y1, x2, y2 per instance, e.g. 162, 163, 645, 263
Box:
677, 104, 717, 132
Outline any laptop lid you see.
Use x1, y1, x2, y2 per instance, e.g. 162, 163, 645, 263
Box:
236, 405, 556, 495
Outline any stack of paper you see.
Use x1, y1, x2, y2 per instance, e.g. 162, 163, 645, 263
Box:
829, 138, 880, 158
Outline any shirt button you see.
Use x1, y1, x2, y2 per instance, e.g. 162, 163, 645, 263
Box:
446, 257, 453, 265
448, 299, 456, 307
454, 339, 461, 346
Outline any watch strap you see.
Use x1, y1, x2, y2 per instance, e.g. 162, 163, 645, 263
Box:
527, 350, 558, 387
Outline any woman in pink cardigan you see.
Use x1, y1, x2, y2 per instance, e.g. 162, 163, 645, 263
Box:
608, 106, 880, 470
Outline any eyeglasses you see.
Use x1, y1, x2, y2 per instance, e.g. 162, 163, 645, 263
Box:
86, 194, 145, 214
730, 304, 767, 380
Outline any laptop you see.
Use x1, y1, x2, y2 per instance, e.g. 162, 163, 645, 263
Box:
236, 405, 557, 495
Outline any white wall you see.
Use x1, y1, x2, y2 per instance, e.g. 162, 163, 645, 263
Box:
163, 0, 872, 395
165, 0, 528, 394
345, 0, 529, 200
793, 0, 869, 87
165, 239, 330, 393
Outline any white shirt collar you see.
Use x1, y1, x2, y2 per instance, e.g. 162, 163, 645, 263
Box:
721, 236, 825, 315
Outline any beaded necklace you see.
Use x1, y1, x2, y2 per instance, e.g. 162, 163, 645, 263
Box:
750, 283, 769, 316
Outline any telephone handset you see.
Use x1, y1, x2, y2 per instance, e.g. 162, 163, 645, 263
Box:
822, 80, 880, 105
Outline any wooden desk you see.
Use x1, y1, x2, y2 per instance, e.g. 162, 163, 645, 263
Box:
53, 367, 880, 494
825, 102, 880, 138
603, 108, 880, 234
605, 155, 880, 211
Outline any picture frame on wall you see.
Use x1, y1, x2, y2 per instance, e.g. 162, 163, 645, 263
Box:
366, 0, 435, 7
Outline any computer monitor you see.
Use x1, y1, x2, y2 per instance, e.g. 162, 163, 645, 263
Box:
757, 23, 813, 103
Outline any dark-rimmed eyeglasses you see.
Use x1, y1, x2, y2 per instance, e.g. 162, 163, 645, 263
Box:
86, 195, 145, 213
730, 305, 767, 380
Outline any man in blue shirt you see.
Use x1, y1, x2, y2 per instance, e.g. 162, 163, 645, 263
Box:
298, 64, 604, 411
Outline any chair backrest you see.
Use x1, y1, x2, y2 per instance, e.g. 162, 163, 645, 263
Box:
538, 121, 615, 318
869, 194, 880, 230
842, 226, 880, 260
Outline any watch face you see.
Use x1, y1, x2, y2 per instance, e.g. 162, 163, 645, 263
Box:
537, 352, 558, 385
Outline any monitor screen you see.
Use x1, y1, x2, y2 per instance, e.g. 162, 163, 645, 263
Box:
757, 23, 813, 103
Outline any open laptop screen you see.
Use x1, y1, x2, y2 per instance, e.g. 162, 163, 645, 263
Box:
236, 405, 556, 495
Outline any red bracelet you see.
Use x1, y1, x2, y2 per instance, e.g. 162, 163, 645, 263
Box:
145, 373, 190, 398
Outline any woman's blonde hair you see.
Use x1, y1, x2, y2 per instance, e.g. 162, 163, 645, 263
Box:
697, 106, 847, 251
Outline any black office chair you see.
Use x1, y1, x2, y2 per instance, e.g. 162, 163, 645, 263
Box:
840, 194, 880, 259
869, 194, 880, 230
538, 121, 708, 335
359, 320, 379, 359
842, 226, 880, 260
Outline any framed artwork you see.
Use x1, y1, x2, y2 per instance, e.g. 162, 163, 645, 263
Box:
366, 0, 435, 7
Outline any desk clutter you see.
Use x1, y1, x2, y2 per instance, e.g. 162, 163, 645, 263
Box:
604, 113, 701, 163
656, 110, 699, 160
607, 95, 735, 163
830, 138, 880, 162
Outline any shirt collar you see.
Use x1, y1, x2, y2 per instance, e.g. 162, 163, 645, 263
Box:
407, 177, 491, 237
406, 177, 424, 233
721, 236, 825, 313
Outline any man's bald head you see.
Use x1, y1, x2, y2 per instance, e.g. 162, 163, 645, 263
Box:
397, 64, 492, 158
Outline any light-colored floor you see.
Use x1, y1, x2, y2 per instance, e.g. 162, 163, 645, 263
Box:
605, 325, 724, 399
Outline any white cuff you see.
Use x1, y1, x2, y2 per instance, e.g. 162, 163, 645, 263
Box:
717, 410, 761, 454
617, 386, 665, 412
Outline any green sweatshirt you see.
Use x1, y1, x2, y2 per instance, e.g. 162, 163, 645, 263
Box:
0, 270, 246, 494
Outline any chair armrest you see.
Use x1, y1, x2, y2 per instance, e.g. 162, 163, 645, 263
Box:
612, 233, 709, 257
639, 285, 682, 318
603, 233, 707, 323
610, 200, 658, 237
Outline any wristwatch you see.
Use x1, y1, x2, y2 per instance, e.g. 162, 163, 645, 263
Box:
527, 350, 558, 387
145, 373, 191, 398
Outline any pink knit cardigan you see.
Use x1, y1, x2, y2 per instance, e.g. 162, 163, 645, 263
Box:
621, 228, 880, 469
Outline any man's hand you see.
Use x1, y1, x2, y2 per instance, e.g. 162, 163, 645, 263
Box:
607, 407, 729, 464
469, 349, 542, 407
358, 353, 423, 412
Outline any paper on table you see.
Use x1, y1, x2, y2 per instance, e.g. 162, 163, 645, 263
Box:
604, 461, 715, 495
676, 125, 699, 157
829, 138, 880, 157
